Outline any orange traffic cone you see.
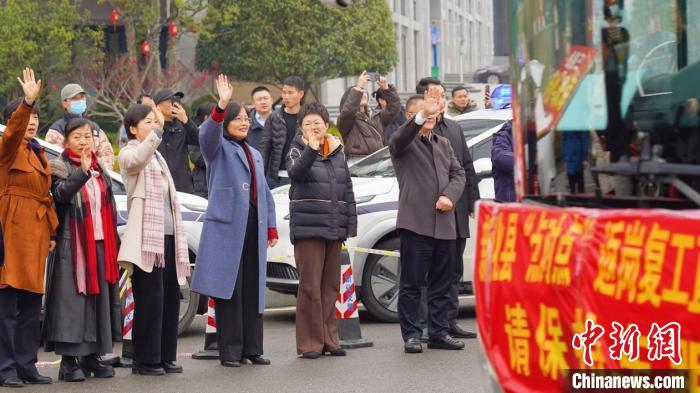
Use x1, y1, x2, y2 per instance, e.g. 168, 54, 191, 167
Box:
192, 297, 219, 359
335, 250, 373, 349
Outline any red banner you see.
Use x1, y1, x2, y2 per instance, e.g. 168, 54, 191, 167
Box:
540, 45, 597, 136
474, 201, 700, 392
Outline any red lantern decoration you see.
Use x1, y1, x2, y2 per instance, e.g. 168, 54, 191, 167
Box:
141, 40, 150, 56
110, 10, 119, 31
169, 22, 178, 37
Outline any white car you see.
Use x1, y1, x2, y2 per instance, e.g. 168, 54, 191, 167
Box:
0, 125, 209, 334
266, 109, 511, 322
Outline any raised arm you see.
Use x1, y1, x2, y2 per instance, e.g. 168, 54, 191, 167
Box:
199, 115, 223, 162
338, 72, 371, 139
377, 79, 401, 128
388, 116, 421, 157
0, 68, 41, 166
337, 88, 361, 139
199, 74, 234, 162
118, 129, 163, 175
390, 88, 440, 157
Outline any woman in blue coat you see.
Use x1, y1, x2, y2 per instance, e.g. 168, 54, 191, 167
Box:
191, 75, 278, 367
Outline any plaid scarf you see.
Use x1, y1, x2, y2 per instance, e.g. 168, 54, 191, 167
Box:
127, 140, 190, 281
64, 150, 119, 295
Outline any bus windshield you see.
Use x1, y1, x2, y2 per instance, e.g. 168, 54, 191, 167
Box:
507, 0, 700, 207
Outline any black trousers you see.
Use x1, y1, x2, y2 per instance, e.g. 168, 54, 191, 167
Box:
568, 170, 585, 194
419, 237, 466, 328
398, 229, 454, 341
213, 206, 263, 361
448, 238, 467, 322
0, 287, 42, 379
131, 235, 180, 365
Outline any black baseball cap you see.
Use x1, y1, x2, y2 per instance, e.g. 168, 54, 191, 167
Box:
153, 89, 185, 105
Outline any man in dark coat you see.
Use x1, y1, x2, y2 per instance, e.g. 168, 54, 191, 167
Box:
416, 77, 480, 339
389, 89, 466, 354
492, 121, 516, 202
260, 76, 305, 189
248, 86, 273, 151
153, 88, 199, 194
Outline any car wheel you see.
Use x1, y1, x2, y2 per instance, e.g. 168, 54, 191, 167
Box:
177, 251, 199, 335
486, 74, 501, 84
360, 237, 401, 323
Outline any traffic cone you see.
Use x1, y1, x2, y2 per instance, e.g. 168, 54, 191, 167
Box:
335, 250, 373, 349
192, 297, 219, 359
119, 275, 134, 368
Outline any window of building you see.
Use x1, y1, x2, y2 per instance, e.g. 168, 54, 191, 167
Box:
402, 26, 409, 89
415, 30, 421, 84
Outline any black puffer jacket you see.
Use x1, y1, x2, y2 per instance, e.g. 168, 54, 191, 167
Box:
286, 135, 357, 243
261, 107, 297, 186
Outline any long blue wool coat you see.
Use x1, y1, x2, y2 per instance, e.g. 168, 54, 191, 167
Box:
191, 114, 276, 313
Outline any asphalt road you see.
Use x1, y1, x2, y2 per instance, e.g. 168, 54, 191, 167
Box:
34, 303, 486, 393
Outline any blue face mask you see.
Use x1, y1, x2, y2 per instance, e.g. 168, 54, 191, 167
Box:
69, 99, 87, 115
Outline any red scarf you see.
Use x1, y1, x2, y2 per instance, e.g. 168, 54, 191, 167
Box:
65, 149, 119, 294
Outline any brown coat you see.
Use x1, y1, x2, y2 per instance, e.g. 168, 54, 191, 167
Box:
0, 101, 58, 294
337, 86, 401, 157
389, 116, 466, 240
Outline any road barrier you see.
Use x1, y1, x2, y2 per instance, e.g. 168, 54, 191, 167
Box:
191, 297, 219, 360
335, 250, 373, 349
120, 273, 134, 367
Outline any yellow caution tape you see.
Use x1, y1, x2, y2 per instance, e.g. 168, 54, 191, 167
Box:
268, 245, 401, 262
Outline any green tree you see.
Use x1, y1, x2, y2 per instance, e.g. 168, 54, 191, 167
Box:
195, 0, 397, 94
80, 0, 210, 125
0, 0, 101, 106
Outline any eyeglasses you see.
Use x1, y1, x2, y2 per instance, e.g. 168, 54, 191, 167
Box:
302, 121, 326, 128
233, 117, 251, 123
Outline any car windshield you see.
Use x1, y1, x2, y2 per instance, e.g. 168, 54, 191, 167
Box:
457, 119, 505, 140
349, 148, 394, 178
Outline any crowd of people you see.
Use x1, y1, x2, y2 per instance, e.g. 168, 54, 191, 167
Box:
0, 67, 486, 387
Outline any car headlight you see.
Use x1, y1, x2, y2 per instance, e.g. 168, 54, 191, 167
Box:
182, 203, 208, 213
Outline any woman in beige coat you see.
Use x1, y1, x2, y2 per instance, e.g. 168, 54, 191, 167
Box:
117, 104, 190, 376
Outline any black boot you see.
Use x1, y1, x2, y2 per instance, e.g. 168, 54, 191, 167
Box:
58, 356, 86, 382
80, 354, 115, 378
